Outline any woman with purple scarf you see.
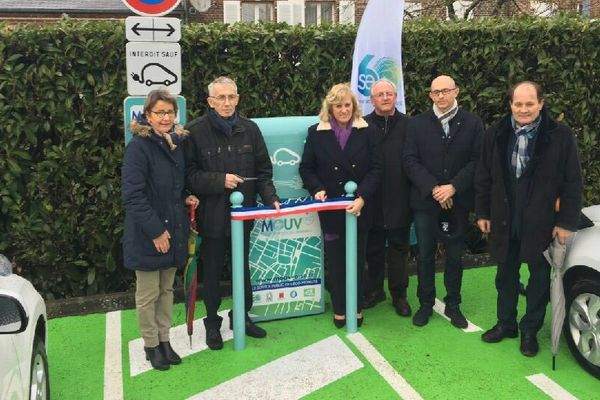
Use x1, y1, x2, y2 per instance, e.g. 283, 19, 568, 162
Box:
299, 83, 382, 328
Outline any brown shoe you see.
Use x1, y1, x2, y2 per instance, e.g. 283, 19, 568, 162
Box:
392, 297, 412, 317
363, 290, 386, 309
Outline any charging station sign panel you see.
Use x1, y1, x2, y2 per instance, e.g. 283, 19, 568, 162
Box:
122, 0, 181, 17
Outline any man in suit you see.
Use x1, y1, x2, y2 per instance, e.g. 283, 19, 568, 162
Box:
475, 81, 582, 356
363, 79, 413, 317
403, 75, 483, 328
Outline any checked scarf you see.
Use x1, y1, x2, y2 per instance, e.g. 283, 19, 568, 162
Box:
511, 116, 541, 178
433, 100, 459, 137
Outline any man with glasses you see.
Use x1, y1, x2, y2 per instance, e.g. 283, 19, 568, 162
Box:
184, 76, 280, 350
403, 75, 483, 328
362, 79, 413, 317
475, 81, 582, 357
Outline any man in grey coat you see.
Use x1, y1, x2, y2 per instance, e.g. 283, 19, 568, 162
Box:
476, 81, 582, 357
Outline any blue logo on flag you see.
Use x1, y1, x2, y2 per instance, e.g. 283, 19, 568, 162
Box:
357, 54, 402, 96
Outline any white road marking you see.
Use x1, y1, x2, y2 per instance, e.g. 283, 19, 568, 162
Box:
347, 332, 424, 400
526, 373, 578, 400
433, 298, 482, 332
129, 310, 232, 376
104, 311, 124, 400
187, 335, 363, 400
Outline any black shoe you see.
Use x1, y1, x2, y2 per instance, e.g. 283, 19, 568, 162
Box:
245, 320, 267, 338
520, 333, 539, 357
159, 341, 181, 365
392, 297, 412, 317
230, 316, 267, 338
357, 316, 364, 327
333, 317, 346, 329
481, 324, 518, 343
363, 290, 386, 309
444, 306, 468, 329
144, 346, 170, 371
206, 327, 223, 350
412, 306, 433, 327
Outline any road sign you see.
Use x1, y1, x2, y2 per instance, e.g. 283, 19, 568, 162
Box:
123, 95, 186, 144
121, 0, 181, 17
126, 42, 181, 95
126, 17, 181, 42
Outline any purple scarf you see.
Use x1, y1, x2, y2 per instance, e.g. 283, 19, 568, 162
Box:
330, 117, 353, 150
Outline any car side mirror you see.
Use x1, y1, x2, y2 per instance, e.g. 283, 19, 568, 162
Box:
0, 295, 28, 334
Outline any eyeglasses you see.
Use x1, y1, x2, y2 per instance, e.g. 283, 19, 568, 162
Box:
151, 110, 176, 118
210, 94, 239, 103
430, 88, 457, 97
372, 91, 395, 99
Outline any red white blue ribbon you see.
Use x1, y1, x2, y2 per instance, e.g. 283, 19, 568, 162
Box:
230, 198, 352, 221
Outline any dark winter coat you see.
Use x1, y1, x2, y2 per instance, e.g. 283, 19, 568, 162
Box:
299, 118, 383, 233
183, 113, 279, 238
403, 108, 484, 212
475, 109, 583, 263
122, 121, 190, 271
364, 109, 412, 229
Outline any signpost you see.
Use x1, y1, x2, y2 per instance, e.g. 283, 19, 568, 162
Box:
126, 16, 181, 42
126, 42, 182, 95
121, 0, 182, 17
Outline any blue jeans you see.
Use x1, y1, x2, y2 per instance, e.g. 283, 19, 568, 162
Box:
413, 210, 466, 308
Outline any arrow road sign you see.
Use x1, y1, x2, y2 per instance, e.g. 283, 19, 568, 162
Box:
126, 17, 181, 42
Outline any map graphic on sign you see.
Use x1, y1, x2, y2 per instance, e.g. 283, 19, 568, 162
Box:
249, 197, 324, 321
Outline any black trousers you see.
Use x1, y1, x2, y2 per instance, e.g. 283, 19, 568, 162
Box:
496, 238, 551, 334
324, 230, 367, 316
200, 224, 252, 330
365, 225, 411, 300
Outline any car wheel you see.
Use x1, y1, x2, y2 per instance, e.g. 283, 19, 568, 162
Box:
563, 277, 600, 379
30, 335, 50, 400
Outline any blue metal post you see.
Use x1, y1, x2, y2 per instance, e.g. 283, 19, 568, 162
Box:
230, 191, 246, 350
344, 181, 358, 333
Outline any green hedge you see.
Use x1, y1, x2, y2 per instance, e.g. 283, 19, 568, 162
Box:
1, 17, 598, 298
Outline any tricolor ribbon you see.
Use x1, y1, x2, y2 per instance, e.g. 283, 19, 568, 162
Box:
230, 198, 352, 221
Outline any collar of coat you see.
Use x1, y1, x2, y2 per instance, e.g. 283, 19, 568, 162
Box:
316, 117, 368, 131
129, 118, 188, 138
495, 107, 557, 167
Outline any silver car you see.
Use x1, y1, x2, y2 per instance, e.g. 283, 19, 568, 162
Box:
0, 255, 50, 399
563, 205, 600, 379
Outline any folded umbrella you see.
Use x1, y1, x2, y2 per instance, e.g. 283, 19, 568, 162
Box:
184, 205, 202, 348
543, 235, 570, 370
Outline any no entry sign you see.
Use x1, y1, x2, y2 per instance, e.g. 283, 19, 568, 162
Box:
121, 0, 181, 17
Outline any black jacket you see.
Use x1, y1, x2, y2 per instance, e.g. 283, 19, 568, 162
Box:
403, 108, 483, 212
299, 118, 382, 233
122, 121, 190, 271
364, 109, 412, 229
184, 113, 279, 238
475, 109, 583, 263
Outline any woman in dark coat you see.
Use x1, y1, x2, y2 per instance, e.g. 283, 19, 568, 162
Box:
122, 89, 198, 371
299, 83, 382, 328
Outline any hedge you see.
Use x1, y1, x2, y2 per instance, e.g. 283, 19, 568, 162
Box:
1, 16, 598, 298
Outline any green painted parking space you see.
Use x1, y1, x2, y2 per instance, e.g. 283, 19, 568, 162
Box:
48, 266, 599, 399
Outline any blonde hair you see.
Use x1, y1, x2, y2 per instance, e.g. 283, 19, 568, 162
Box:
318, 83, 362, 122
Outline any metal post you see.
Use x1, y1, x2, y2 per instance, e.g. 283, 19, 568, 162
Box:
344, 181, 358, 333
230, 191, 246, 350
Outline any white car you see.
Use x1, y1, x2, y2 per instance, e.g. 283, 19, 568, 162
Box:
0, 256, 50, 400
563, 205, 600, 379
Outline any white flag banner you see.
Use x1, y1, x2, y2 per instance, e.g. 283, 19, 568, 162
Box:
350, 0, 406, 115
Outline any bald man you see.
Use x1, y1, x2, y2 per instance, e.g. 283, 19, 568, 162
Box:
403, 75, 483, 328
475, 81, 582, 357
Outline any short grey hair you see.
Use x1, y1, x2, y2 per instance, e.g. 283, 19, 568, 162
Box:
370, 78, 397, 95
208, 76, 238, 96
